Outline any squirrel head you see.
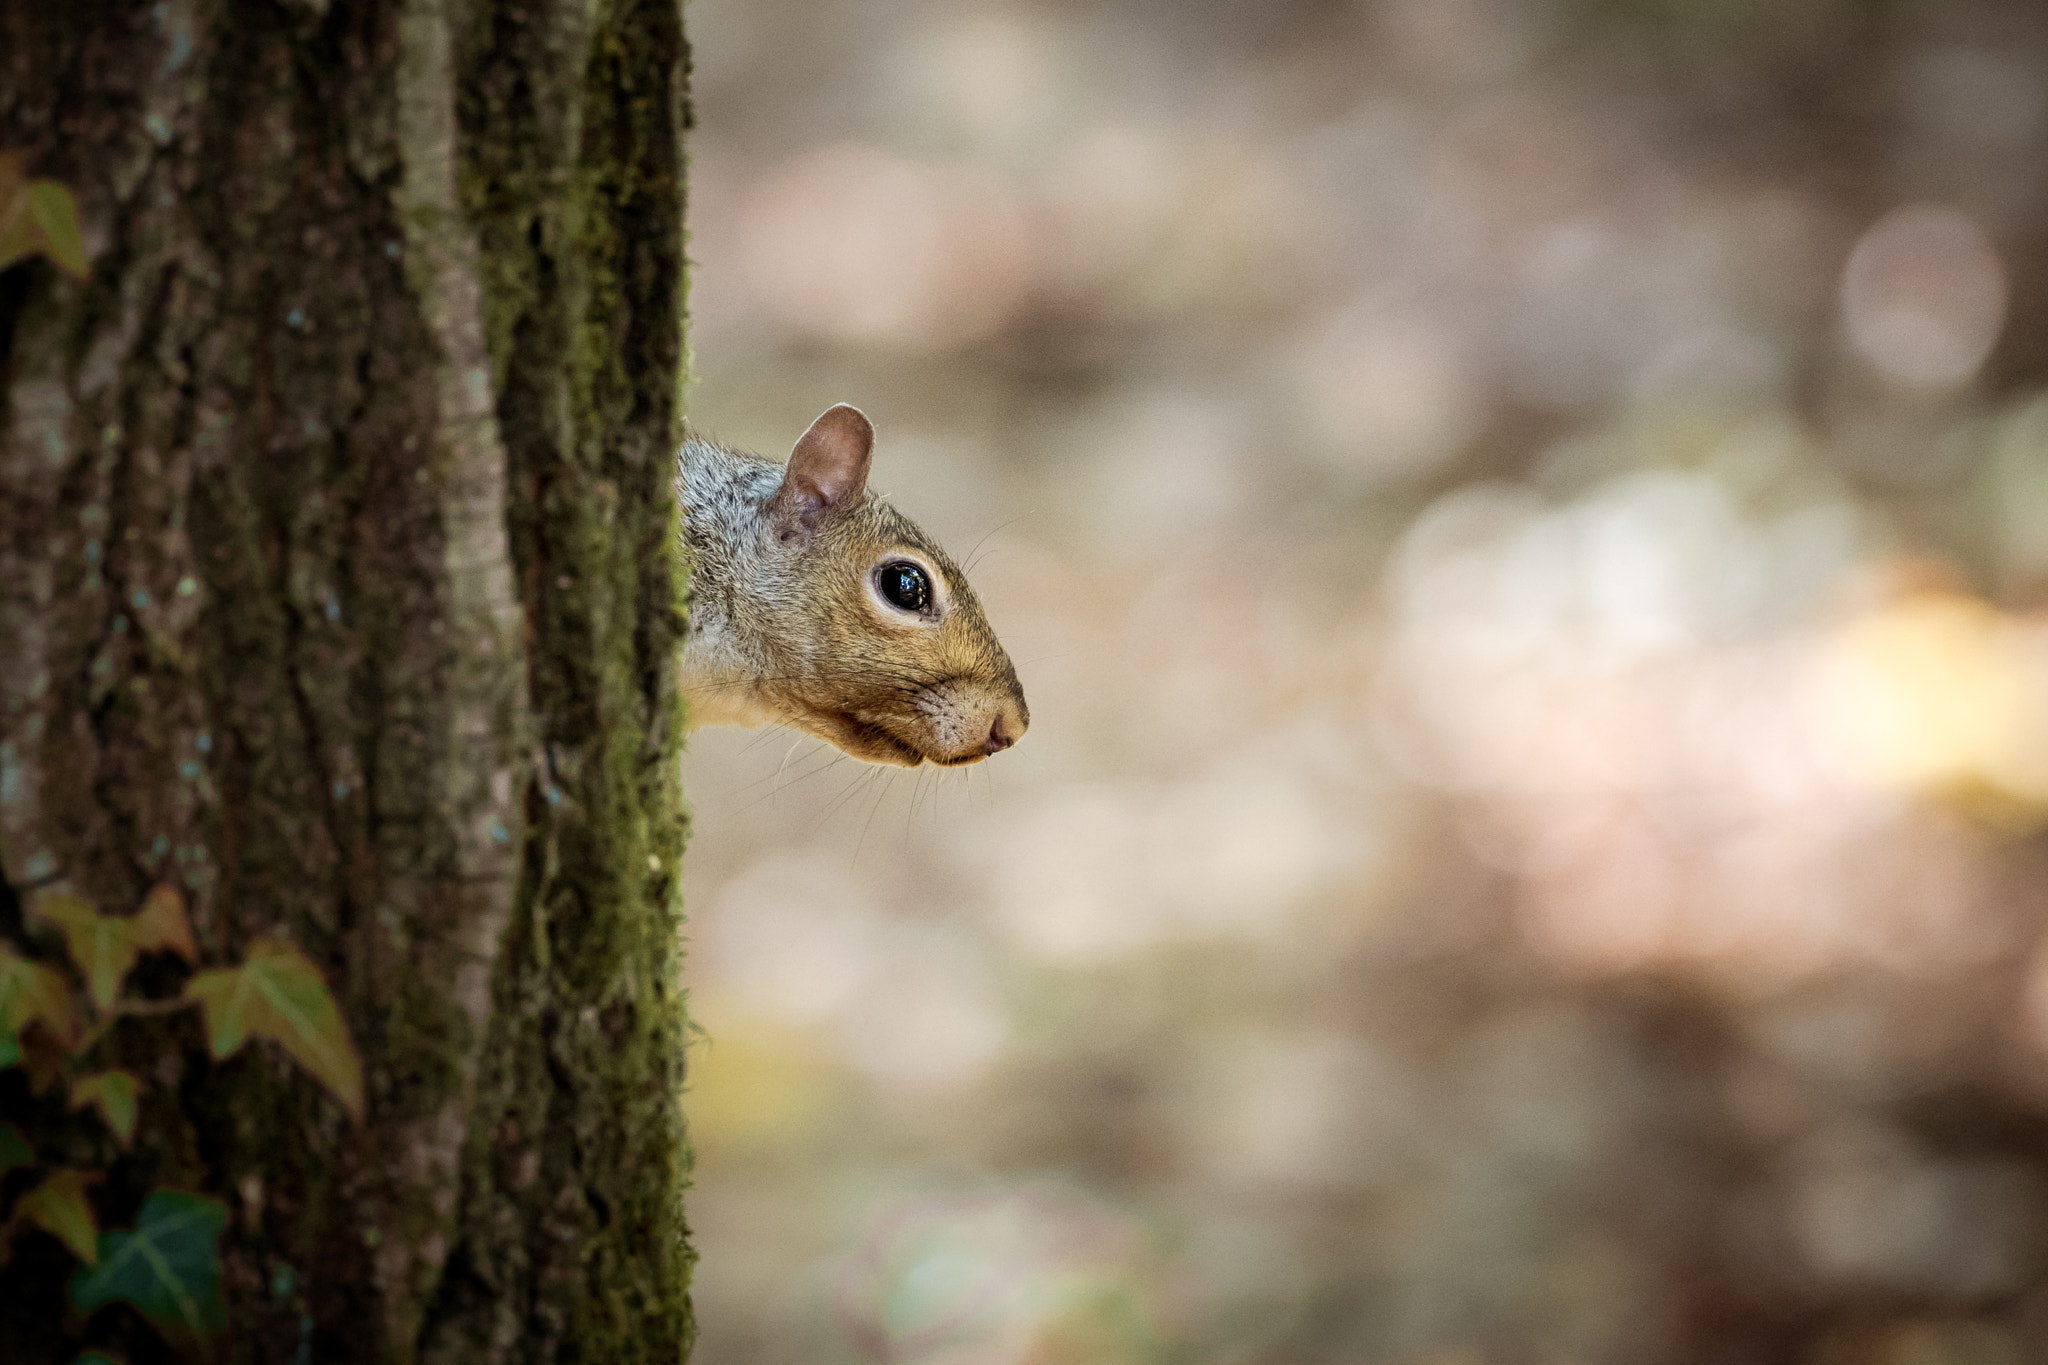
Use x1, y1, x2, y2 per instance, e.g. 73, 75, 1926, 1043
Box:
680, 404, 1029, 768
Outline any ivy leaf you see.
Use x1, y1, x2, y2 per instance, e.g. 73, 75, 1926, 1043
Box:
0, 1026, 18, 1069
34, 888, 195, 1012
131, 885, 200, 965
17, 1169, 101, 1263
185, 939, 363, 1121
70, 1190, 227, 1339
0, 1121, 31, 1175
27, 182, 89, 278
70, 1071, 141, 1147
35, 895, 138, 1011
75, 1353, 125, 1365
0, 944, 78, 1048
0, 152, 89, 279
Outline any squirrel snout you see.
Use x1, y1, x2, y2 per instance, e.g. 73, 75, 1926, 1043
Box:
985, 712, 1021, 755
933, 698, 1025, 765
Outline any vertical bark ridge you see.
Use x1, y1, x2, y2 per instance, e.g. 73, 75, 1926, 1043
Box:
420, 0, 694, 1357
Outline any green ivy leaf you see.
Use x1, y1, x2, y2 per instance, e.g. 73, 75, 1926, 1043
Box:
0, 1026, 18, 1069
74, 1352, 126, 1365
0, 1121, 32, 1175
27, 181, 88, 278
0, 153, 89, 279
70, 1191, 228, 1339
35, 895, 139, 1011
18, 1169, 101, 1263
0, 945, 78, 1048
70, 1070, 141, 1147
185, 938, 363, 1120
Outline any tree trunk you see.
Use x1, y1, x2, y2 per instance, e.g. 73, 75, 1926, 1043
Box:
0, 0, 694, 1360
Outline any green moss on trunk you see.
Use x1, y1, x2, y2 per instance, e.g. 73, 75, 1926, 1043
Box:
420, 0, 695, 1359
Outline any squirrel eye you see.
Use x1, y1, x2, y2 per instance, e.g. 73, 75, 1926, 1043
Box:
878, 561, 931, 613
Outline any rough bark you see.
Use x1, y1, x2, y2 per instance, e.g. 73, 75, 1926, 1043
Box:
0, 0, 693, 1360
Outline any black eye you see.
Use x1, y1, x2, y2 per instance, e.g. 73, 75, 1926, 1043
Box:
878, 561, 931, 613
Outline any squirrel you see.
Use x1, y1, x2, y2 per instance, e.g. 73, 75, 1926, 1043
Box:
675, 403, 1029, 767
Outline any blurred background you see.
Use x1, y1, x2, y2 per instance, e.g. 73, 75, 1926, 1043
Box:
676, 1, 2048, 1361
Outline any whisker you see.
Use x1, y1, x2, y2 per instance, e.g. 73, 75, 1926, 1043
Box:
738, 728, 785, 756
958, 513, 1030, 576
722, 738, 847, 813
853, 770, 894, 865
811, 765, 883, 835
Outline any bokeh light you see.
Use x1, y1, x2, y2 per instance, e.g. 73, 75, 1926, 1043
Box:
1841, 205, 2008, 390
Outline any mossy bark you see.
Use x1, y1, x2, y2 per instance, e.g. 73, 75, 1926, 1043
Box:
0, 0, 693, 1360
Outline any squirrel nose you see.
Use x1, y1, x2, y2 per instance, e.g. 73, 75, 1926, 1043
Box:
984, 714, 1020, 755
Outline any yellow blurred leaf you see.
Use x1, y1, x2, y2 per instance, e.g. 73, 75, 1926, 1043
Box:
184, 939, 363, 1121
17, 1169, 101, 1264
132, 885, 200, 966
683, 1008, 836, 1151
1822, 593, 2048, 805
70, 1070, 141, 1147
34, 895, 138, 1011
0, 945, 78, 1048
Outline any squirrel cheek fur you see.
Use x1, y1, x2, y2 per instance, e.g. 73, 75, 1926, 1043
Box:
675, 404, 1029, 768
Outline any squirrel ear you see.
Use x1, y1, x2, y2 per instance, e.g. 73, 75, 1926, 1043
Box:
768, 404, 873, 540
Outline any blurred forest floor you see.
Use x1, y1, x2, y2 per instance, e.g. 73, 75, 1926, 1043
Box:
677, 2, 2048, 1362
